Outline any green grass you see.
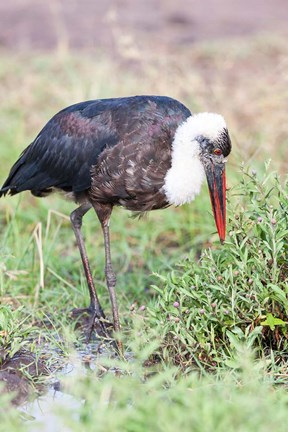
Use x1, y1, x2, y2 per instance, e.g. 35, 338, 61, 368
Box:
0, 33, 288, 429
0, 305, 37, 363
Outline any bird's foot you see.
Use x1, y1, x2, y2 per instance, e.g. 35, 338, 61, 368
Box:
70, 307, 113, 343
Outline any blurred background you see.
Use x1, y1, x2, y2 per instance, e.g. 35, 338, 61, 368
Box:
0, 0, 287, 173
1, 0, 288, 51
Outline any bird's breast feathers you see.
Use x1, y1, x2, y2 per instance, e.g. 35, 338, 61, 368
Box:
89, 115, 207, 211
89, 137, 172, 211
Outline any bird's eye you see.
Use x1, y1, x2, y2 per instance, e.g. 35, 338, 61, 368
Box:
214, 148, 222, 156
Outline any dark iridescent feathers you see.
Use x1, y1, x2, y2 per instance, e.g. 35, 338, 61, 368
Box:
0, 96, 191, 199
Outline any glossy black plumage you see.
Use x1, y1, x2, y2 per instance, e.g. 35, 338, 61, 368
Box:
0, 96, 191, 201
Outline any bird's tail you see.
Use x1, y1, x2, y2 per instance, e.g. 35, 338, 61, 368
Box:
0, 186, 12, 197
0, 179, 19, 197
0, 163, 23, 197
0, 144, 34, 197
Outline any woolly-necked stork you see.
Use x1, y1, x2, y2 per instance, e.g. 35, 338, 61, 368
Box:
0, 95, 231, 341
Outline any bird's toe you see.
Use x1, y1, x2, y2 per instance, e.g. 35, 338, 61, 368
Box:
70, 307, 113, 342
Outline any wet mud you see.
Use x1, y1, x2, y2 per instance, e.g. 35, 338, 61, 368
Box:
0, 350, 49, 405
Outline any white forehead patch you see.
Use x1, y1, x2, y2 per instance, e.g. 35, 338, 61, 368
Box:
176, 113, 227, 142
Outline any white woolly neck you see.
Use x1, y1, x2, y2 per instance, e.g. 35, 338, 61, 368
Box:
163, 113, 226, 206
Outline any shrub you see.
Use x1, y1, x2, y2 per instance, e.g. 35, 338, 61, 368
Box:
149, 165, 288, 373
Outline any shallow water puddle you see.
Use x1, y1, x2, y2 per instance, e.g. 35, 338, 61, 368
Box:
18, 341, 122, 431
19, 388, 83, 432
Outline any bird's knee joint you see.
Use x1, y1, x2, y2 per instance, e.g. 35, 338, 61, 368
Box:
105, 267, 116, 287
107, 275, 117, 287
70, 211, 82, 229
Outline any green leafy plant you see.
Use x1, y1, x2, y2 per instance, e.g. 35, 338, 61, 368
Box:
149, 166, 288, 372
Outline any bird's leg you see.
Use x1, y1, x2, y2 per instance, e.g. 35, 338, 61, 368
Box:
102, 222, 121, 333
101, 216, 123, 353
93, 203, 121, 335
70, 203, 111, 341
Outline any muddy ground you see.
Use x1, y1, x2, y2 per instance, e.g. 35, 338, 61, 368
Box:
0, 350, 48, 405
0, 0, 287, 53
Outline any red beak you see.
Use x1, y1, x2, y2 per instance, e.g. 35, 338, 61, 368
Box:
204, 162, 226, 243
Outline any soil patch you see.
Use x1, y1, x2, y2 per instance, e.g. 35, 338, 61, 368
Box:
0, 351, 48, 405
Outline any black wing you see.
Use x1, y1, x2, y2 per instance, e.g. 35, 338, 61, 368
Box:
0, 100, 121, 197
0, 96, 191, 197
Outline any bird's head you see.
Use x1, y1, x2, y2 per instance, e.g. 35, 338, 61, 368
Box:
195, 113, 231, 243
164, 112, 231, 243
